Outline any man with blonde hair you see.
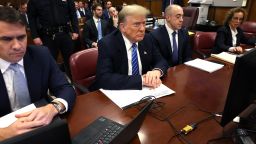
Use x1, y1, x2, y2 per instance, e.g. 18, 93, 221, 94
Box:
91, 4, 168, 90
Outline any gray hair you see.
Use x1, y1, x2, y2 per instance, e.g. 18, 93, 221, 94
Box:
118, 4, 149, 24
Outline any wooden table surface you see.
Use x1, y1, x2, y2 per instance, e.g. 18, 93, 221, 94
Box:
67, 60, 234, 144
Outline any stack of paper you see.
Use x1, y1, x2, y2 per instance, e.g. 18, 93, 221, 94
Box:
100, 84, 175, 109
211, 52, 237, 64
184, 58, 224, 73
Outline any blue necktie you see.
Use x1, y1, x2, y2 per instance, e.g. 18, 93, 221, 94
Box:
9, 63, 30, 110
131, 43, 139, 75
172, 31, 178, 65
97, 19, 102, 40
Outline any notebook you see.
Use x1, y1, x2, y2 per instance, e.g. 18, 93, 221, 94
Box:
0, 118, 71, 144
72, 100, 154, 144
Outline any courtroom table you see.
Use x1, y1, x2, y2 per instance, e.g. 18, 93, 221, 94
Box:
67, 60, 234, 144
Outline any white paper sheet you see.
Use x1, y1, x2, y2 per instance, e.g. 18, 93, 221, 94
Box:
0, 104, 36, 128
211, 52, 237, 64
185, 58, 224, 73
100, 84, 175, 109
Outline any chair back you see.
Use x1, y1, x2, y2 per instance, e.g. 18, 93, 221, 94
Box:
193, 31, 216, 58
182, 7, 199, 30
70, 48, 98, 95
240, 21, 256, 39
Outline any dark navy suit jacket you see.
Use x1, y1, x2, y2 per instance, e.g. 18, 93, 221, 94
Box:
150, 25, 192, 67
212, 25, 256, 54
91, 30, 168, 90
83, 18, 109, 48
162, 0, 183, 12
0, 46, 76, 117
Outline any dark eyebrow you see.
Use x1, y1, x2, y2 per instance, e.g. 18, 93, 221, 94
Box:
0, 34, 27, 41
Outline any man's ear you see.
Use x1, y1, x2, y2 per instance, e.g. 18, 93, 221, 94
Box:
119, 23, 125, 32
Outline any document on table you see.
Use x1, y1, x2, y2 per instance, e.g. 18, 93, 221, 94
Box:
211, 52, 237, 64
0, 104, 36, 128
184, 58, 224, 73
100, 84, 175, 109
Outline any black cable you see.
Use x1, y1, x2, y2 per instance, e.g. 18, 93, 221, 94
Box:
165, 119, 193, 144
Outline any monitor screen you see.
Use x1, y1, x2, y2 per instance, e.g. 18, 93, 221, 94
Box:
220, 48, 256, 126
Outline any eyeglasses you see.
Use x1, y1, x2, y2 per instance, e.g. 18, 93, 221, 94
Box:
232, 17, 243, 21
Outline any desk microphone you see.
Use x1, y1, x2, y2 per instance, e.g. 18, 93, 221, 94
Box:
234, 129, 255, 144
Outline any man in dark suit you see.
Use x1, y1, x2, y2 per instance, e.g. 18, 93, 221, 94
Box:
19, 2, 29, 29
102, 0, 112, 20
83, 3, 109, 48
151, 5, 192, 67
91, 4, 168, 90
0, 7, 75, 141
162, 0, 183, 16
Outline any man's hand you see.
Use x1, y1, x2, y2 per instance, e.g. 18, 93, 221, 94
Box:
142, 70, 162, 89
91, 42, 98, 48
0, 104, 58, 141
33, 38, 43, 45
232, 46, 243, 53
0, 118, 37, 140
71, 33, 79, 40
15, 104, 58, 127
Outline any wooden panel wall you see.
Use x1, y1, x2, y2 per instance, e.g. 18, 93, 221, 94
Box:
208, 0, 256, 25
111, 0, 189, 17
1, 0, 254, 23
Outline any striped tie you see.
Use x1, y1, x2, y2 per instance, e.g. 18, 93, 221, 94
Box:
131, 43, 139, 75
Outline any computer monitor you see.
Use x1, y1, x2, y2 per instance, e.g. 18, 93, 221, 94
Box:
0, 119, 71, 144
220, 48, 256, 127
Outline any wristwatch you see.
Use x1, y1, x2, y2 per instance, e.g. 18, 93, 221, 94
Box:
51, 101, 65, 114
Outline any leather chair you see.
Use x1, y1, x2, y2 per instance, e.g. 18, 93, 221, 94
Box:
182, 7, 199, 30
193, 31, 217, 59
69, 48, 98, 95
240, 21, 256, 39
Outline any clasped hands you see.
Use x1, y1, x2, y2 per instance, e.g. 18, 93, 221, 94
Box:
142, 70, 162, 89
0, 104, 58, 140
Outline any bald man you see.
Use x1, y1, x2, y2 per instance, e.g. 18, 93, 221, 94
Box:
150, 5, 192, 67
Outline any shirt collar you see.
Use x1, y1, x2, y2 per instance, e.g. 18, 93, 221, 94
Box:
229, 25, 238, 35
0, 58, 24, 74
165, 23, 177, 35
121, 34, 138, 51
93, 16, 100, 23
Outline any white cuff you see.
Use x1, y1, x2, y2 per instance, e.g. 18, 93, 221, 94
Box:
52, 98, 68, 113
228, 47, 235, 52
153, 68, 164, 77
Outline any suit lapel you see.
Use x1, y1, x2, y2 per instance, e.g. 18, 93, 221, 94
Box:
116, 31, 129, 73
162, 26, 173, 56
0, 71, 12, 116
178, 30, 184, 63
23, 50, 42, 102
91, 19, 98, 36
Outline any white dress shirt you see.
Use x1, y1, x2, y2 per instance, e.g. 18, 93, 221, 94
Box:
0, 58, 68, 112
165, 23, 178, 52
121, 34, 142, 75
228, 26, 238, 52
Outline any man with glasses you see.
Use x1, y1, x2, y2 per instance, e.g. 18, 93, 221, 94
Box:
91, 4, 168, 90
212, 7, 256, 54
150, 5, 192, 67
